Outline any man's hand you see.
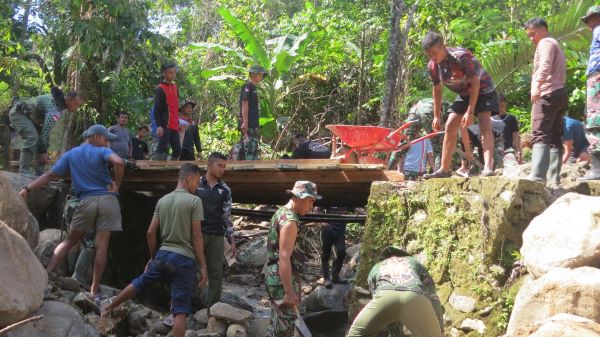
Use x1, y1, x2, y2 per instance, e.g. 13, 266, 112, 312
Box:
107, 181, 119, 193
516, 151, 523, 164
432, 117, 442, 132
19, 189, 28, 200
156, 126, 164, 137
241, 122, 248, 135
198, 266, 208, 288
229, 237, 237, 258
39, 152, 49, 165
531, 87, 541, 104
461, 111, 474, 129
281, 291, 300, 308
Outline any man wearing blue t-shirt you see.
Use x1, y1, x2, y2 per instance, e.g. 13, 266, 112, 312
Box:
563, 116, 591, 164
20, 124, 124, 301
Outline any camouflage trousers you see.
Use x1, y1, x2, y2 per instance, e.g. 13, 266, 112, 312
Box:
403, 170, 422, 181
241, 128, 260, 160
586, 72, 600, 154
265, 266, 301, 337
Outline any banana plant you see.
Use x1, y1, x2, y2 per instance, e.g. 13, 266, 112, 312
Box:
189, 3, 323, 139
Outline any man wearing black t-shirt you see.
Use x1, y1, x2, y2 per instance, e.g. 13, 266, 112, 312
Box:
291, 134, 331, 159
492, 93, 522, 166
238, 65, 267, 160
131, 125, 149, 160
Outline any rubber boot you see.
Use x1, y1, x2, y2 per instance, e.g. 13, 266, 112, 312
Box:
527, 143, 550, 182
547, 147, 563, 188
18, 147, 34, 176
578, 152, 600, 181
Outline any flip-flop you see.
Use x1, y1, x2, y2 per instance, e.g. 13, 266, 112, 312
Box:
163, 313, 174, 327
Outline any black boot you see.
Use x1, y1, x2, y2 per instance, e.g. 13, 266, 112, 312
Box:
578, 152, 600, 181
322, 256, 332, 289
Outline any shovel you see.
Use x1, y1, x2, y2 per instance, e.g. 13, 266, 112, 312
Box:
293, 306, 312, 337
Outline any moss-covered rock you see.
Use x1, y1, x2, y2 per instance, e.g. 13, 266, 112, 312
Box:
352, 177, 550, 337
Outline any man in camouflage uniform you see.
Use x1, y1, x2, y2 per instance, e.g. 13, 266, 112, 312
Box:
238, 65, 267, 160
347, 246, 444, 337
9, 87, 82, 175
580, 6, 600, 180
265, 181, 320, 337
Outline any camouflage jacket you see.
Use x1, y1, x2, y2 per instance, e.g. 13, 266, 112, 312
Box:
266, 207, 305, 275
13, 94, 65, 153
368, 256, 444, 328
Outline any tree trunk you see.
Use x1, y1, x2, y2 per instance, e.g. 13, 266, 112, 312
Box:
355, 0, 368, 125
12, 0, 32, 97
392, 3, 417, 116
379, 0, 405, 127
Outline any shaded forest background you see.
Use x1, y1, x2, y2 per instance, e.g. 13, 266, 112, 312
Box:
0, 0, 594, 156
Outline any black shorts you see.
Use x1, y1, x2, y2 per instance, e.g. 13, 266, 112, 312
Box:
448, 91, 499, 115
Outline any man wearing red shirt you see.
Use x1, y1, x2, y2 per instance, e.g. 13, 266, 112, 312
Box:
153, 63, 181, 160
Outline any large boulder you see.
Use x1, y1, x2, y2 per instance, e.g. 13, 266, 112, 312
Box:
34, 228, 68, 275
236, 236, 267, 267
521, 193, 600, 278
0, 220, 47, 327
0, 172, 39, 248
507, 313, 600, 337
506, 267, 600, 335
209, 302, 253, 323
303, 283, 352, 313
4, 300, 99, 337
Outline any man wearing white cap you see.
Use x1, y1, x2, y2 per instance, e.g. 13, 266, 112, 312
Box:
19, 124, 125, 304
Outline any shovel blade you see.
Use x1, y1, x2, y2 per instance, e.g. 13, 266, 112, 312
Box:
295, 317, 312, 337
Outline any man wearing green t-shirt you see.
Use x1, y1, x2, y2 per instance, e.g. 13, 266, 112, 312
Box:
101, 163, 208, 337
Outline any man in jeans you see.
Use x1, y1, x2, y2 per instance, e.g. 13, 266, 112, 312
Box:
195, 152, 236, 313
101, 163, 208, 337
153, 63, 181, 160
20, 124, 124, 301
525, 18, 567, 187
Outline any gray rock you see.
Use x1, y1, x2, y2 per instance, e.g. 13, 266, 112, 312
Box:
448, 292, 477, 313
207, 317, 228, 336
59, 277, 81, 292
185, 330, 197, 337
248, 312, 270, 337
0, 220, 47, 327
226, 323, 247, 337
4, 300, 99, 337
128, 306, 160, 336
61, 290, 77, 302
507, 313, 600, 337
236, 236, 267, 266
194, 308, 209, 326
34, 229, 67, 275
228, 274, 257, 286
209, 302, 253, 323
460, 318, 486, 334
73, 292, 98, 314
303, 283, 352, 313
197, 330, 221, 337
0, 172, 39, 248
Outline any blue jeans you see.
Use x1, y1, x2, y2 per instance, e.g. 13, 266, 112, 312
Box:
131, 250, 196, 315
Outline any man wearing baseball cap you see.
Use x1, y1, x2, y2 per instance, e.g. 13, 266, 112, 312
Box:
179, 100, 202, 160
347, 246, 444, 337
265, 181, 320, 337
579, 6, 600, 181
19, 124, 125, 304
237, 65, 267, 160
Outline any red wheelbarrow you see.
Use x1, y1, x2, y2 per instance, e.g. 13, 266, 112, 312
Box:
326, 122, 444, 165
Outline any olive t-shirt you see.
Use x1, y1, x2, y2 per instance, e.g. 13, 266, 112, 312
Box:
154, 189, 204, 260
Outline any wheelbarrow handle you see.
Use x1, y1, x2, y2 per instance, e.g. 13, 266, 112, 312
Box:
410, 131, 445, 145
385, 119, 419, 142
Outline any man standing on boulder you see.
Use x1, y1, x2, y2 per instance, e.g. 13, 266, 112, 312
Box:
579, 6, 600, 180
195, 152, 236, 312
266, 181, 320, 337
19, 124, 124, 303
9, 87, 82, 176
238, 65, 267, 160
524, 18, 567, 186
101, 163, 208, 337
422, 31, 498, 179
346, 246, 444, 337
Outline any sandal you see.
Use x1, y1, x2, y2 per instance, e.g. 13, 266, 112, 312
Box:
163, 313, 174, 327
455, 168, 470, 178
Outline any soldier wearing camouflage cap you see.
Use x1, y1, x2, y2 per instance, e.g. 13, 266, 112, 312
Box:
265, 181, 320, 337
579, 5, 600, 181
346, 245, 444, 337
237, 65, 267, 160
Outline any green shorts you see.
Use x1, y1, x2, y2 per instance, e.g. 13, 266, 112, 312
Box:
70, 195, 122, 232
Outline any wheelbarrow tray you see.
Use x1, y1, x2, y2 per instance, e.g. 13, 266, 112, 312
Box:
325, 125, 404, 151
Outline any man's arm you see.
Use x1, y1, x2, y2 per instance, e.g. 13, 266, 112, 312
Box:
193, 125, 202, 155
512, 131, 522, 162
461, 76, 480, 128
146, 217, 160, 260
241, 100, 249, 135
191, 219, 208, 288
107, 153, 125, 191
432, 83, 443, 131
128, 132, 133, 159
19, 171, 60, 199
563, 140, 573, 164
154, 87, 167, 136
278, 221, 299, 307
531, 40, 555, 103
222, 185, 236, 257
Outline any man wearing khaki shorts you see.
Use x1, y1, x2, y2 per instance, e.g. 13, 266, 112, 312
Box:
20, 124, 125, 302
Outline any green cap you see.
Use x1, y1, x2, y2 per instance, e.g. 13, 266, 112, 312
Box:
249, 65, 268, 75
286, 180, 322, 200
582, 5, 600, 23
380, 245, 411, 259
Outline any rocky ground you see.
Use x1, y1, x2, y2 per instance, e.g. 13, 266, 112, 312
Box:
2, 163, 600, 337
